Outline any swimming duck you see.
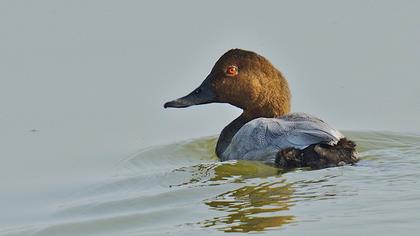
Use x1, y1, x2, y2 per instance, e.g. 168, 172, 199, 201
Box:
164, 49, 358, 169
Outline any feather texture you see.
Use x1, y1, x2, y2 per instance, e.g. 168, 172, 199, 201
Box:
220, 112, 344, 163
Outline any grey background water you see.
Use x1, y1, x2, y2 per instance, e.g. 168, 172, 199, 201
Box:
1, 0, 420, 235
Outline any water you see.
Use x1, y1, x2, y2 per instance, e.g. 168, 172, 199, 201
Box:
2, 131, 420, 236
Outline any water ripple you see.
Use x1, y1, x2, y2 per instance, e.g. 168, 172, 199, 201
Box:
5, 131, 420, 235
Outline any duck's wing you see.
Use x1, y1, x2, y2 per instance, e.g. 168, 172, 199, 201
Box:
220, 112, 344, 162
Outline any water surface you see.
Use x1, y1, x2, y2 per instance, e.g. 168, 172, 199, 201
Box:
2, 131, 420, 235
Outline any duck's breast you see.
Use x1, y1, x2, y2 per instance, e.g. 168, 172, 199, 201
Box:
220, 112, 344, 163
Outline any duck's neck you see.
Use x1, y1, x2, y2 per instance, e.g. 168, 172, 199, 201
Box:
216, 114, 250, 157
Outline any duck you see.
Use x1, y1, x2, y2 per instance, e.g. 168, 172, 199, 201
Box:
164, 49, 358, 169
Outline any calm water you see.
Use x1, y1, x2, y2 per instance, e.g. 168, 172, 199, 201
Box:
2, 131, 420, 236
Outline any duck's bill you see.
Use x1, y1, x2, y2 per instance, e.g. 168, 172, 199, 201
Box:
164, 81, 216, 108
164, 96, 197, 108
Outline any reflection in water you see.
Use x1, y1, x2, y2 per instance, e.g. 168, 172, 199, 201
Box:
210, 161, 282, 182
186, 161, 296, 232
173, 160, 282, 187
203, 181, 295, 232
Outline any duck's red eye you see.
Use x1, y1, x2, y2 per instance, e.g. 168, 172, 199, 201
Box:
226, 66, 238, 76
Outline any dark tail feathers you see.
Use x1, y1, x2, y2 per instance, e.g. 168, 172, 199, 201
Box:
275, 138, 359, 170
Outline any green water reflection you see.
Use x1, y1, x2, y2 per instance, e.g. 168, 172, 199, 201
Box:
201, 162, 295, 232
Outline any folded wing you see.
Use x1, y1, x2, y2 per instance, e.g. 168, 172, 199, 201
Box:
220, 112, 344, 163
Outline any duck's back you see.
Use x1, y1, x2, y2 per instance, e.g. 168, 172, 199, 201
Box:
220, 112, 344, 163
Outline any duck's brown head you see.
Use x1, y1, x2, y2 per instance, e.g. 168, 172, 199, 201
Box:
164, 49, 291, 118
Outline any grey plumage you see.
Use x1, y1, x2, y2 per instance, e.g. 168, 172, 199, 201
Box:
220, 112, 344, 163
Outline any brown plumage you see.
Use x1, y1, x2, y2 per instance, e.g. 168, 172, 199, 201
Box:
211, 49, 291, 119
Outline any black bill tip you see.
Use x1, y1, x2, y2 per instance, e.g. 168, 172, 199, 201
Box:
163, 99, 192, 108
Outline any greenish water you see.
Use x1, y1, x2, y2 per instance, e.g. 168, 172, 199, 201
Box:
2, 131, 420, 235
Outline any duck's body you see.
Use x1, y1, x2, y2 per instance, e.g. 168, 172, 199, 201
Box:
164, 49, 358, 169
219, 112, 343, 162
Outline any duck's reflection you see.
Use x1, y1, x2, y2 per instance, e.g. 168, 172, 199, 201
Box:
201, 162, 295, 233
